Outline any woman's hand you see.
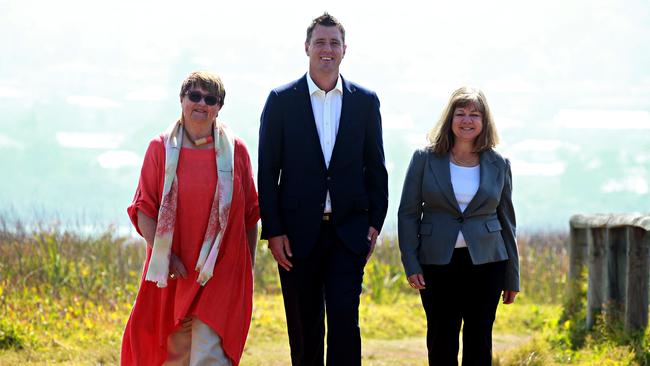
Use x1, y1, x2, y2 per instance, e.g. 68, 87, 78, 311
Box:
502, 290, 518, 304
407, 273, 426, 290
168, 253, 188, 280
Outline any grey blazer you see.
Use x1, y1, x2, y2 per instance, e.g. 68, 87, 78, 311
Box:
397, 148, 519, 291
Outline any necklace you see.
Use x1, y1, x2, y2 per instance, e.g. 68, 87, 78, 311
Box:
184, 129, 213, 146
451, 151, 479, 167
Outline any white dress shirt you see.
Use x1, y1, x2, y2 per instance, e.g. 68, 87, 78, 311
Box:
450, 162, 480, 248
306, 73, 343, 213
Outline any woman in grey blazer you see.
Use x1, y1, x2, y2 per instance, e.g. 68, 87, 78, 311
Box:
398, 87, 519, 365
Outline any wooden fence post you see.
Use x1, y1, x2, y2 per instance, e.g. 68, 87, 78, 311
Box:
625, 227, 650, 332
569, 213, 650, 334
606, 227, 628, 323
587, 227, 607, 329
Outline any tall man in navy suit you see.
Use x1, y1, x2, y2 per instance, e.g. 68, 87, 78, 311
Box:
258, 13, 388, 366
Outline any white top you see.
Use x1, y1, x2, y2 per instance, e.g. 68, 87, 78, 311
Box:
307, 73, 343, 213
450, 162, 480, 248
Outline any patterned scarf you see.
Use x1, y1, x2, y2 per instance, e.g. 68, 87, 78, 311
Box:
145, 119, 234, 288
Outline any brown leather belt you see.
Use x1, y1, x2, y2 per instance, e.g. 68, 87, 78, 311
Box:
322, 213, 332, 221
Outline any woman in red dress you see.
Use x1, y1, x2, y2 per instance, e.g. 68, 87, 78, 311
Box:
121, 71, 259, 366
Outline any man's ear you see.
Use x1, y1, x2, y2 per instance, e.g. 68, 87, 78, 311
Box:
305, 42, 310, 56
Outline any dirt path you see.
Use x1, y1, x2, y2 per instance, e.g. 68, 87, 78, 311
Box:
242, 333, 531, 365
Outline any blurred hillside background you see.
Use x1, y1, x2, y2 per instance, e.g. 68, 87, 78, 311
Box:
1, 0, 648, 232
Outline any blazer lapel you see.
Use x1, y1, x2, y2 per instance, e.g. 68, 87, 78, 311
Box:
327, 76, 354, 171
464, 150, 500, 214
293, 74, 327, 170
428, 153, 461, 213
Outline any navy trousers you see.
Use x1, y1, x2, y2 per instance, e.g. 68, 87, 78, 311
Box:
279, 220, 366, 366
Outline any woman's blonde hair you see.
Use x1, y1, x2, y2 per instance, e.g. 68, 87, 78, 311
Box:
426, 86, 499, 155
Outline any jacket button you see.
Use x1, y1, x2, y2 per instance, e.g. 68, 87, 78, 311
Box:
457, 217, 464, 223
326, 176, 331, 181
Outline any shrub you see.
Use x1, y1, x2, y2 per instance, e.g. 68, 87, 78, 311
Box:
0, 319, 26, 350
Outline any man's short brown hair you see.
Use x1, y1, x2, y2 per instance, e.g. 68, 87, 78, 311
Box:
306, 12, 345, 43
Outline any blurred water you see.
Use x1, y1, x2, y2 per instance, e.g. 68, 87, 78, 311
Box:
1, 0, 648, 233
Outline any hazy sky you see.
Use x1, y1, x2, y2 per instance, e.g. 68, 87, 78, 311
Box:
3, 0, 648, 106
1, 0, 648, 231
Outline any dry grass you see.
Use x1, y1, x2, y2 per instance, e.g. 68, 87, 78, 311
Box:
5, 220, 638, 365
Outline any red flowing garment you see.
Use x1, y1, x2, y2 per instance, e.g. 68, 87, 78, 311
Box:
121, 135, 259, 366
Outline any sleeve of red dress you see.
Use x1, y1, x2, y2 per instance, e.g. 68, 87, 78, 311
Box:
127, 138, 164, 236
238, 139, 260, 231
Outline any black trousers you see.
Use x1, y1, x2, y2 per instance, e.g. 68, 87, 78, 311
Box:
279, 220, 366, 366
419, 248, 505, 366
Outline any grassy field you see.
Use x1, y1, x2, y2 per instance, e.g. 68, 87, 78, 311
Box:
0, 221, 648, 365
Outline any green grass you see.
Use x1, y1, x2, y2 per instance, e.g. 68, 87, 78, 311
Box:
244, 293, 555, 365
0, 220, 647, 365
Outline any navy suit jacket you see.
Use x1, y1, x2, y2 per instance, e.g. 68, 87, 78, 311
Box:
258, 74, 388, 258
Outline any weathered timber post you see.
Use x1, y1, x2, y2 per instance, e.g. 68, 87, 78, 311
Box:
625, 227, 650, 332
606, 227, 627, 323
569, 213, 650, 333
587, 227, 607, 328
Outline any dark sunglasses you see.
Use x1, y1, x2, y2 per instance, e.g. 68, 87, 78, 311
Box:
186, 91, 220, 106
